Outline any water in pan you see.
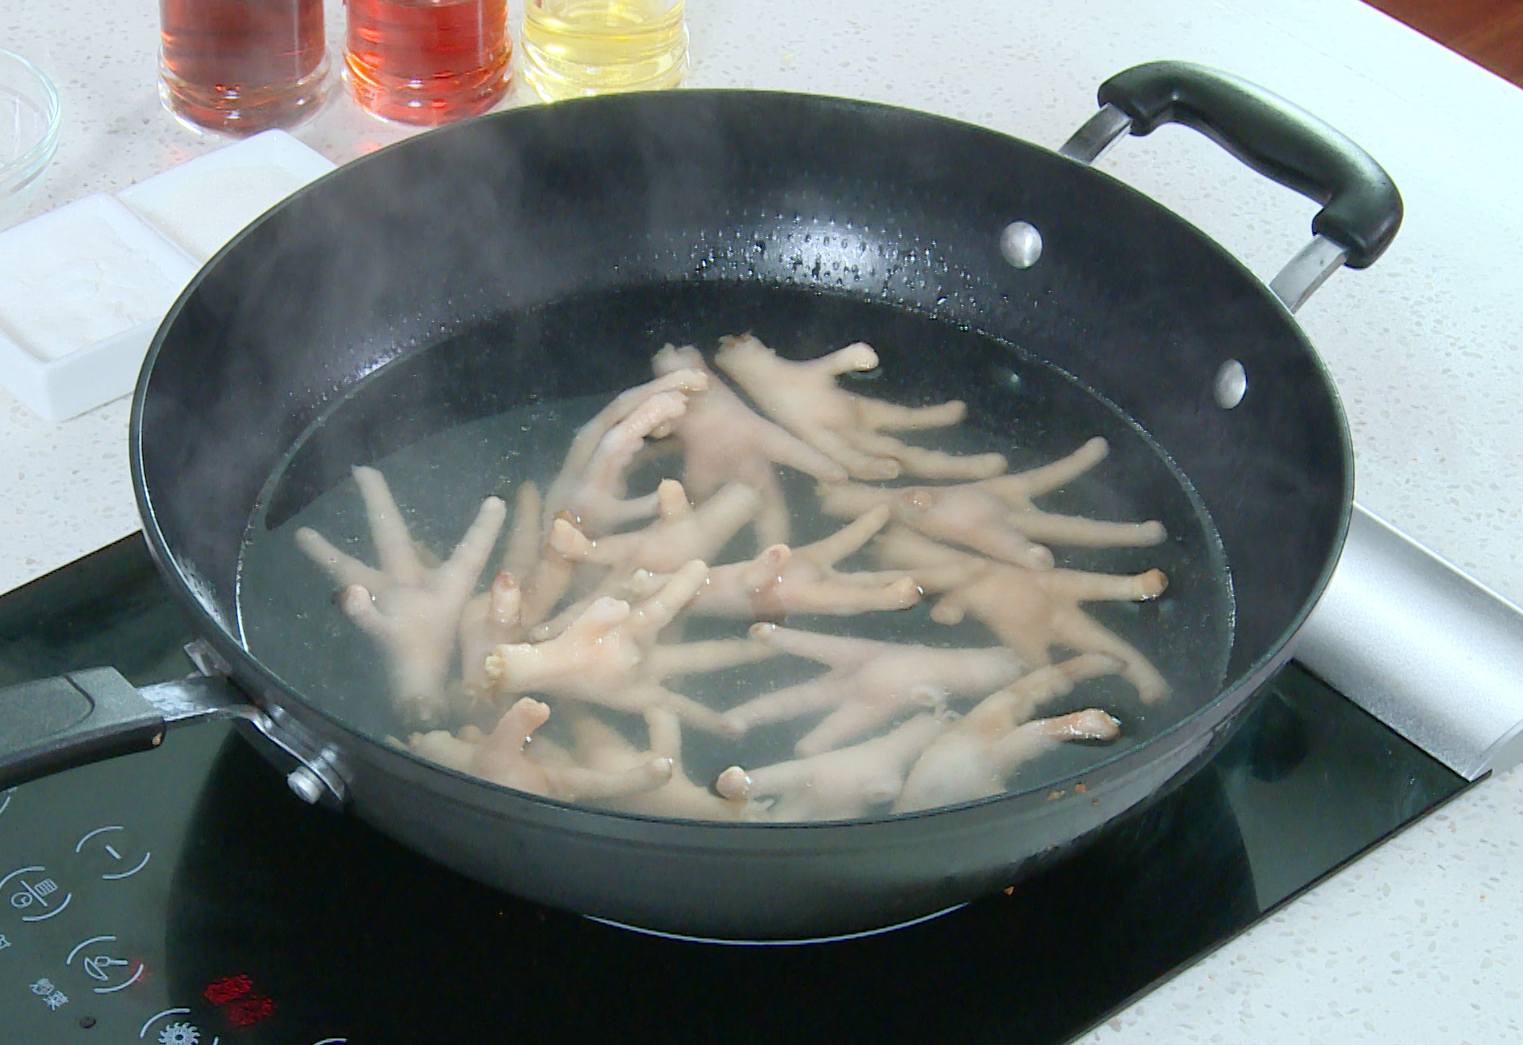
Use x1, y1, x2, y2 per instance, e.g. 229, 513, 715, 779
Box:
236, 281, 1233, 818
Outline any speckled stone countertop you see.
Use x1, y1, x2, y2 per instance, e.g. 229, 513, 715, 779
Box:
1, 0, 1519, 1039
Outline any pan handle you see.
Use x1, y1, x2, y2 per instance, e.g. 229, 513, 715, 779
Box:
1062, 61, 1402, 310
0, 669, 176, 785
0, 668, 347, 805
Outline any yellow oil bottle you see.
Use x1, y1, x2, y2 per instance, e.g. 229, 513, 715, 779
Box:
520, 0, 687, 101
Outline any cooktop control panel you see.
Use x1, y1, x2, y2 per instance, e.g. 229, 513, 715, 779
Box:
1, 726, 349, 1045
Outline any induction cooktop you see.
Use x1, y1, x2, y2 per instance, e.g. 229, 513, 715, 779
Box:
0, 534, 1469, 1045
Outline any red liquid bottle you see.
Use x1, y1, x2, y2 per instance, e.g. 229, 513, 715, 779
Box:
345, 0, 513, 125
159, 0, 332, 134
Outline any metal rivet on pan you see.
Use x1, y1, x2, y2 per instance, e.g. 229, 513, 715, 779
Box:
1214, 359, 1248, 409
1000, 221, 1043, 269
287, 766, 326, 804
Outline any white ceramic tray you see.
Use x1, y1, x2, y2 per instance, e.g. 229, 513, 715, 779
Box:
0, 130, 336, 422
117, 128, 337, 262
0, 194, 197, 422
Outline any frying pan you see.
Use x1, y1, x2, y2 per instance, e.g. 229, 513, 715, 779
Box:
0, 62, 1399, 939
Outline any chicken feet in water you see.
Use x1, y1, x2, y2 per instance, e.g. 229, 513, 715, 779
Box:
296, 465, 506, 726
818, 437, 1167, 570
627, 505, 920, 620
455, 485, 589, 707
715, 712, 949, 821
564, 479, 761, 576
542, 368, 708, 535
893, 653, 1122, 812
725, 622, 1027, 756
713, 334, 1006, 481
652, 343, 848, 546
526, 479, 764, 640
571, 709, 767, 820
876, 527, 1170, 703
483, 560, 774, 735
406, 697, 673, 802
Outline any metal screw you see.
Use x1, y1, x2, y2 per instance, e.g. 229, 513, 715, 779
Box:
286, 766, 326, 804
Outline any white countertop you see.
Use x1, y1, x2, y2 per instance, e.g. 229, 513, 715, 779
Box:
2, 0, 1520, 1038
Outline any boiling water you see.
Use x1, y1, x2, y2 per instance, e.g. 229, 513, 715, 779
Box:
237, 284, 1233, 814
519, 0, 687, 101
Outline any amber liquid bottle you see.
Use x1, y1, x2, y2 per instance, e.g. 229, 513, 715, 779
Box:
344, 0, 513, 125
159, 0, 331, 134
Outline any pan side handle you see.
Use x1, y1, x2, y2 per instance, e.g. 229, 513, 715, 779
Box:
0, 669, 296, 790
1091, 61, 1402, 273
0, 669, 170, 787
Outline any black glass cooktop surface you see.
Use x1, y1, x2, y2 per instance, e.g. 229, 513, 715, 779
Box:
0, 535, 1468, 1044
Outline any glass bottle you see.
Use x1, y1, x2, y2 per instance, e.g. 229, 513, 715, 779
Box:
344, 0, 514, 125
159, 0, 331, 135
520, 0, 687, 102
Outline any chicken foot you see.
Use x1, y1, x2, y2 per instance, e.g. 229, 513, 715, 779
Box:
571, 478, 761, 574
483, 560, 772, 735
542, 368, 708, 535
524, 479, 764, 640
712, 333, 1006, 481
714, 712, 949, 821
571, 708, 767, 820
296, 465, 506, 726
652, 343, 847, 546
818, 436, 1166, 570
626, 505, 921, 620
893, 653, 1122, 812
456, 485, 589, 707
724, 622, 1027, 755
877, 527, 1170, 703
406, 697, 673, 802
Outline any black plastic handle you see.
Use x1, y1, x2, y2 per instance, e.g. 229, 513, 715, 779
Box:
0, 669, 165, 787
1098, 61, 1402, 268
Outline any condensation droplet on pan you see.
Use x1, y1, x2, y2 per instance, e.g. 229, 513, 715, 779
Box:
1214, 359, 1247, 409
1000, 221, 1043, 269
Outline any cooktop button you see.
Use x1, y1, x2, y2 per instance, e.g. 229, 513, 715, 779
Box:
65, 933, 148, 994
2, 865, 73, 922
140, 1008, 217, 1045
74, 825, 152, 881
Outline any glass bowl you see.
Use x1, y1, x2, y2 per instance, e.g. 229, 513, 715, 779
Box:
0, 50, 62, 219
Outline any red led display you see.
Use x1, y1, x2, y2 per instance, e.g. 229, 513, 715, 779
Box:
224, 994, 277, 1028
203, 974, 252, 1006
203, 973, 276, 1028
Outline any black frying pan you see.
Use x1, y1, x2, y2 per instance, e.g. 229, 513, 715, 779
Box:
0, 62, 1399, 939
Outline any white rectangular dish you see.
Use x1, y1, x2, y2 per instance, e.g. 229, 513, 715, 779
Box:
0, 194, 198, 422
117, 129, 337, 262
0, 131, 336, 422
